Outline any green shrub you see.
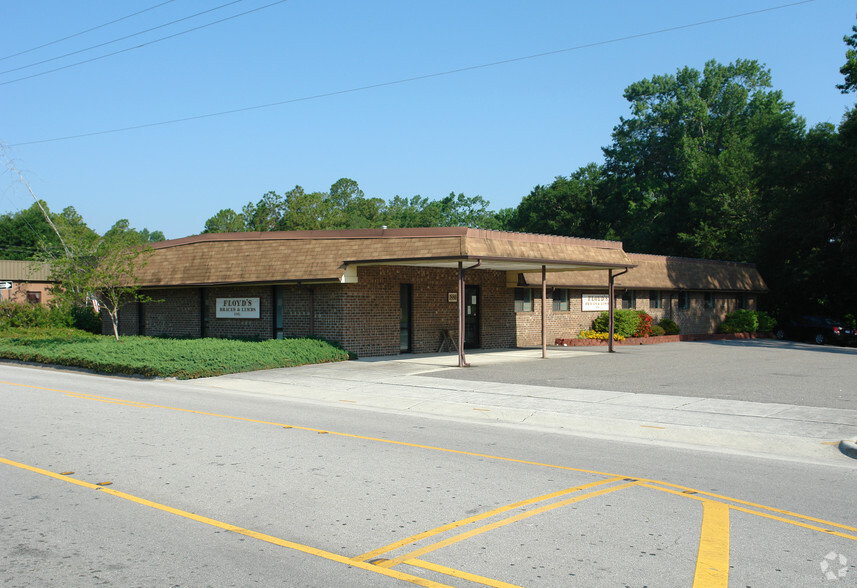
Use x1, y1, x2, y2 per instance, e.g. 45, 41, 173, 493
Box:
650, 324, 666, 337
592, 309, 655, 338
718, 309, 759, 333
0, 301, 73, 329
592, 309, 643, 338
658, 318, 680, 335
755, 311, 776, 332
71, 306, 103, 334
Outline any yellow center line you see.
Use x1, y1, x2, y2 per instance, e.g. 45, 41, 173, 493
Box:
64, 392, 154, 408
693, 501, 730, 588
0, 456, 451, 588
354, 476, 626, 562
405, 559, 525, 588
376, 481, 642, 569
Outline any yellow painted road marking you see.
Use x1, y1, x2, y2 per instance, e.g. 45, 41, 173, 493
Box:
405, 559, 524, 588
693, 501, 729, 588
641, 483, 857, 540
0, 380, 621, 478
62, 391, 155, 408
355, 477, 625, 562
377, 481, 642, 569
0, 456, 451, 588
4, 380, 856, 544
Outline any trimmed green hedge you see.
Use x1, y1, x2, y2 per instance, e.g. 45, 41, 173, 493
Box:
0, 328, 350, 379
718, 309, 776, 334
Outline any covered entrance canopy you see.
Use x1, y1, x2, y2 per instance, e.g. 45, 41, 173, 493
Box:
329, 228, 636, 366
138, 227, 636, 364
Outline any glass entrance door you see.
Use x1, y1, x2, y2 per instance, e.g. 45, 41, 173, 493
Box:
464, 285, 480, 349
400, 284, 412, 352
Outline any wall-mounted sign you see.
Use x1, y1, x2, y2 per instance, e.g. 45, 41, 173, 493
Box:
216, 297, 260, 319
581, 293, 609, 311
0, 281, 12, 290
448, 292, 458, 303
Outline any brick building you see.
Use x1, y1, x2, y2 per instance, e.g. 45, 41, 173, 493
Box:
0, 260, 55, 305
111, 228, 767, 358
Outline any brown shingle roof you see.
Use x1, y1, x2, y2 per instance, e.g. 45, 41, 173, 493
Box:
518, 253, 767, 292
0, 260, 53, 282
136, 228, 634, 287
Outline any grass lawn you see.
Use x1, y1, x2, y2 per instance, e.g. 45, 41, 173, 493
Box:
0, 328, 350, 379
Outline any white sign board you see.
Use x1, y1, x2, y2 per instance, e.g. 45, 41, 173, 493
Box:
216, 297, 260, 319
581, 293, 609, 311
0, 281, 11, 290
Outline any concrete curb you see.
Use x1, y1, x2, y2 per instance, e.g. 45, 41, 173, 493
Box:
838, 440, 857, 459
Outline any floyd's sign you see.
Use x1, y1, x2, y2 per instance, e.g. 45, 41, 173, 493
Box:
581, 293, 609, 311
216, 297, 260, 319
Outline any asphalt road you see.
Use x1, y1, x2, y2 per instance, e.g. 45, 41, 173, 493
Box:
2, 362, 856, 587
428, 339, 857, 410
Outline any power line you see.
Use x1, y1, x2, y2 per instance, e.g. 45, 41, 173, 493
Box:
0, 0, 179, 62
0, 0, 246, 76
8, 0, 816, 147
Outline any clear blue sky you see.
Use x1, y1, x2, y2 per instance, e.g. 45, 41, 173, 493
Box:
2, 0, 855, 239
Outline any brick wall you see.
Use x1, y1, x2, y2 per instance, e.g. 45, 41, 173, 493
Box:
144, 288, 201, 337
6, 281, 55, 305
280, 284, 345, 344
104, 300, 140, 336
516, 288, 757, 344
337, 266, 516, 357
110, 276, 757, 356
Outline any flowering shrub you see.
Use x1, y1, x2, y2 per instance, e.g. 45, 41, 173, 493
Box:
634, 311, 653, 337
579, 330, 625, 341
592, 309, 655, 337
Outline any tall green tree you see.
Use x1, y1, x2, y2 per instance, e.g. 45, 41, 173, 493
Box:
0, 202, 64, 260
837, 13, 857, 94
506, 163, 610, 239
601, 59, 804, 260
203, 208, 247, 233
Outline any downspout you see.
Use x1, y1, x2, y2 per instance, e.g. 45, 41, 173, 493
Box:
608, 267, 630, 353
458, 260, 482, 367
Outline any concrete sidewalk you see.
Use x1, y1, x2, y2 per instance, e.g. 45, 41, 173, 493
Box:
186, 348, 857, 466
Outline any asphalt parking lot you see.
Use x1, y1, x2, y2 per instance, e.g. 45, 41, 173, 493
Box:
425, 339, 857, 411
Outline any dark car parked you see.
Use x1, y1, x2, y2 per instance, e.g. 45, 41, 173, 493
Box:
775, 315, 856, 346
